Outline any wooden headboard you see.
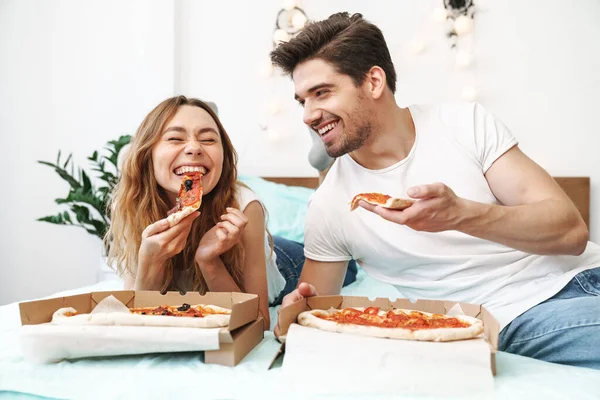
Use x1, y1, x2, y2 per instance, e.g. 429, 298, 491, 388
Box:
263, 176, 590, 228
554, 177, 590, 228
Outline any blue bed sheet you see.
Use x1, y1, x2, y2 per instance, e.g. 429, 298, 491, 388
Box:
238, 175, 314, 243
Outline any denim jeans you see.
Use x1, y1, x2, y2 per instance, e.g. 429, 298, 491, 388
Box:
499, 267, 600, 370
270, 236, 358, 306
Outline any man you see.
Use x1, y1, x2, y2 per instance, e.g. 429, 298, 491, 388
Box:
270, 12, 600, 369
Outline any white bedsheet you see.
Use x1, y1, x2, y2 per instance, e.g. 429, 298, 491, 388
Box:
1, 271, 600, 400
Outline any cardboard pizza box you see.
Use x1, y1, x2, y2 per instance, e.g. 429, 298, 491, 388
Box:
276, 295, 499, 375
19, 290, 264, 367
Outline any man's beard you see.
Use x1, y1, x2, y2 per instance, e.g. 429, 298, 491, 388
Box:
325, 117, 373, 158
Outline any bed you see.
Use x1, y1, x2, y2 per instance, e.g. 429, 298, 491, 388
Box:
1, 175, 599, 400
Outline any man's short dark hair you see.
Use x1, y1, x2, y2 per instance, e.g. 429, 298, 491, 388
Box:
270, 12, 397, 93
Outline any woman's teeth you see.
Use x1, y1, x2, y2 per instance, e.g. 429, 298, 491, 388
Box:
174, 166, 206, 175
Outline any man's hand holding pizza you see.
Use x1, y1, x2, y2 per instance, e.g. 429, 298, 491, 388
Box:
358, 182, 467, 232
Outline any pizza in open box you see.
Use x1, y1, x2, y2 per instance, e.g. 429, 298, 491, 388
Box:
298, 306, 483, 342
52, 302, 231, 328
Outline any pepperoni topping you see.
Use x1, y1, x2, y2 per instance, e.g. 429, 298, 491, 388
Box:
317, 308, 470, 331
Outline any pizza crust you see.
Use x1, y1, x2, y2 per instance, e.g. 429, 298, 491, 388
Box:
350, 194, 414, 211
383, 197, 414, 211
298, 307, 483, 342
166, 206, 197, 228
51, 305, 231, 329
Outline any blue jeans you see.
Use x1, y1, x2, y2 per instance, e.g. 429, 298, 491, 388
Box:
270, 236, 358, 306
499, 267, 600, 370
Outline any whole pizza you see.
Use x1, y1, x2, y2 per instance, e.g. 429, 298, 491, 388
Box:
51, 302, 231, 328
298, 306, 483, 342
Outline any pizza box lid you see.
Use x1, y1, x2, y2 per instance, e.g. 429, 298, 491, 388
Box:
275, 295, 499, 374
19, 290, 260, 335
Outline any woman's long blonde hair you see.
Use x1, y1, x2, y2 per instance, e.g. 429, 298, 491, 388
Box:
105, 96, 244, 293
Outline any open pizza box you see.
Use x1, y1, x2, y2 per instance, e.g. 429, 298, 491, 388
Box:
19, 290, 264, 367
275, 295, 499, 375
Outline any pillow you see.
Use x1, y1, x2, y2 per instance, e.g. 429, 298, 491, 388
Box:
238, 175, 314, 243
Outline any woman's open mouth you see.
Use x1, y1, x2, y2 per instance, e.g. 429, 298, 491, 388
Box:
174, 165, 207, 176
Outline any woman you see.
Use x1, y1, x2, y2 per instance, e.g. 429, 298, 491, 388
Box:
106, 96, 356, 329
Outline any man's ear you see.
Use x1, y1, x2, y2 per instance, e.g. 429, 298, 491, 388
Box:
365, 66, 387, 100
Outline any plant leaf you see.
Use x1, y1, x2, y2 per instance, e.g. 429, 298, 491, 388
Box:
90, 219, 106, 236
63, 153, 72, 169
81, 169, 92, 193
62, 211, 72, 223
37, 214, 68, 225
104, 135, 131, 169
71, 204, 91, 223
38, 161, 82, 190
56, 189, 104, 216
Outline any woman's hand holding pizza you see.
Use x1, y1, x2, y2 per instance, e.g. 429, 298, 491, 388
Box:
195, 207, 248, 264
136, 211, 200, 289
359, 182, 466, 232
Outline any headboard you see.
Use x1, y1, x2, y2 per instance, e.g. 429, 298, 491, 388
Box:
263, 176, 590, 229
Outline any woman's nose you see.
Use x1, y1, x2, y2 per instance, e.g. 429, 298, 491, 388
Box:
184, 140, 203, 156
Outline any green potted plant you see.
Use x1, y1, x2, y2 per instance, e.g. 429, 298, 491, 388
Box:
37, 135, 132, 254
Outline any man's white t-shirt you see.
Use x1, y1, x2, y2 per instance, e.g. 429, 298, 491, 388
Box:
304, 102, 600, 330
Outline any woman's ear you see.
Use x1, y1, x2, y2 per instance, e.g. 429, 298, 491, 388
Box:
366, 66, 386, 100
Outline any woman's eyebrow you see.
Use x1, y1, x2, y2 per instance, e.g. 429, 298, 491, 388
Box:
197, 127, 219, 135
163, 126, 219, 135
163, 126, 186, 134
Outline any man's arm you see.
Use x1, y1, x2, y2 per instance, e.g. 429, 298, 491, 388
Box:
467, 145, 588, 254
298, 258, 348, 295
274, 258, 348, 336
360, 146, 588, 255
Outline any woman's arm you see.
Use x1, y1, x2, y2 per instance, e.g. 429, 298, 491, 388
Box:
124, 273, 136, 289
196, 203, 271, 329
238, 202, 271, 330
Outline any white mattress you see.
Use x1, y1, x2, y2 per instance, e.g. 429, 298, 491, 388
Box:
1, 270, 600, 399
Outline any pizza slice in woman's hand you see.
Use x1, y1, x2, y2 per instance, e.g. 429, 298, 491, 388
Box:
167, 173, 203, 227
350, 192, 414, 211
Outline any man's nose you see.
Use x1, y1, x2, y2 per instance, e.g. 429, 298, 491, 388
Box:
303, 102, 321, 127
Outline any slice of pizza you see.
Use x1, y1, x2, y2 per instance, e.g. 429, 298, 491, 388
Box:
298, 306, 484, 342
350, 192, 414, 211
167, 173, 203, 227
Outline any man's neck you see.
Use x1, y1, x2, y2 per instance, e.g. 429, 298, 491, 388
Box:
349, 102, 415, 170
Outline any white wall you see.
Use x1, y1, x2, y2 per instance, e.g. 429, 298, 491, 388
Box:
0, 0, 175, 305
1, 0, 599, 305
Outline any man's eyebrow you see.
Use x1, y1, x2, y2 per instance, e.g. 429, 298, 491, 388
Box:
294, 83, 334, 101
